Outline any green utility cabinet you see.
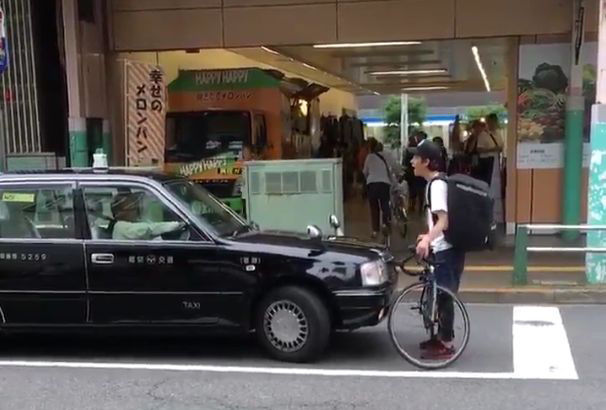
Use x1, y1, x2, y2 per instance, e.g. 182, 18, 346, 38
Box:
243, 158, 344, 234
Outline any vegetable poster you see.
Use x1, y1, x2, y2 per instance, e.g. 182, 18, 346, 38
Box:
517, 42, 596, 169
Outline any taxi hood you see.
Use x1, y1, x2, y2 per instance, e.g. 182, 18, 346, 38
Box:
229, 230, 387, 259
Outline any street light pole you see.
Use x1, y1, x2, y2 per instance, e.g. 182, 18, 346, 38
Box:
586, 0, 606, 284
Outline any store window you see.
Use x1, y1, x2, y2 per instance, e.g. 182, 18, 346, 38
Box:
165, 111, 252, 162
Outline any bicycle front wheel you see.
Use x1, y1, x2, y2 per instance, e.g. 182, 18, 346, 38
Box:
387, 282, 470, 370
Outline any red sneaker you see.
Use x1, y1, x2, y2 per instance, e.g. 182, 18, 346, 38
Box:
420, 342, 455, 360
419, 338, 442, 350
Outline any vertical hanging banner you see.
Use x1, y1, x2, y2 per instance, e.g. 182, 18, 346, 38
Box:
125, 61, 166, 167
0, 7, 8, 74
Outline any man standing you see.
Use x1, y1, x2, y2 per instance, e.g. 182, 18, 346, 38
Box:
409, 139, 466, 359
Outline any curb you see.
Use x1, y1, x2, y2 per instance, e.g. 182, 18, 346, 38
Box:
457, 287, 606, 304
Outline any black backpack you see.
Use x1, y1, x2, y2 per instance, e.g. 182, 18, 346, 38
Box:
427, 174, 496, 252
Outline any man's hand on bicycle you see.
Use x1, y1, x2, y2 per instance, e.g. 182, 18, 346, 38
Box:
416, 234, 431, 259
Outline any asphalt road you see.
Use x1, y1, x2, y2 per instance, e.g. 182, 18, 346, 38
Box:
0, 304, 604, 410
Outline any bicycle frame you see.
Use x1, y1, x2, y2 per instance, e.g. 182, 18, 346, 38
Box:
397, 251, 440, 334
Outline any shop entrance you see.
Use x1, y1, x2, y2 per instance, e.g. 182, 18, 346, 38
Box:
114, 33, 595, 278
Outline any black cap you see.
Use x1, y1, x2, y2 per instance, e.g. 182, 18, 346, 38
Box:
408, 139, 442, 162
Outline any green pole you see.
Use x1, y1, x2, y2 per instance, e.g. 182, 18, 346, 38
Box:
586, 105, 606, 284
562, 95, 584, 241
585, 0, 606, 284
562, 0, 586, 242
69, 117, 88, 167
102, 119, 112, 165
513, 225, 529, 286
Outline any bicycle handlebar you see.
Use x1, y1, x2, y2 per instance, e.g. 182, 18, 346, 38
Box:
396, 245, 434, 277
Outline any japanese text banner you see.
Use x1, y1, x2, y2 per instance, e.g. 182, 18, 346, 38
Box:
125, 61, 166, 166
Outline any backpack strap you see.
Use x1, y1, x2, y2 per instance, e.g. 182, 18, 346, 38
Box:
426, 174, 448, 225
375, 153, 393, 183
488, 132, 499, 149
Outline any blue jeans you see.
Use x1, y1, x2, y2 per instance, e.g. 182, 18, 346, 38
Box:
433, 248, 466, 342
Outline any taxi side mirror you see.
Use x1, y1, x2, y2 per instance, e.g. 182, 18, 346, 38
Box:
307, 225, 322, 240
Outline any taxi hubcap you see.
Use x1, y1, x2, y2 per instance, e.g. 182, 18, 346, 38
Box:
264, 300, 309, 353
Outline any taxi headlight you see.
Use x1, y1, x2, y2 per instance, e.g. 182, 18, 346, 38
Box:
360, 260, 388, 286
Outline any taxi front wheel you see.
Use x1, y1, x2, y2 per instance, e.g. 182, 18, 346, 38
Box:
255, 286, 330, 363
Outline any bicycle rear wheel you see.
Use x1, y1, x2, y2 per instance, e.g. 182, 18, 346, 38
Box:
387, 282, 470, 369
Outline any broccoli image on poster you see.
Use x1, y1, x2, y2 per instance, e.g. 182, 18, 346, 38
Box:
518, 60, 596, 144
517, 63, 569, 142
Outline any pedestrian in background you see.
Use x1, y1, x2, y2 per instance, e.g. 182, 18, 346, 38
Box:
363, 138, 392, 239
357, 139, 370, 198
432, 136, 449, 173
413, 131, 429, 214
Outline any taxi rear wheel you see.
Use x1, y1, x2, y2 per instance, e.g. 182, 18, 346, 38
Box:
255, 286, 330, 363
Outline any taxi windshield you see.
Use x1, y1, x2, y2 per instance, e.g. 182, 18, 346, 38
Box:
165, 180, 249, 237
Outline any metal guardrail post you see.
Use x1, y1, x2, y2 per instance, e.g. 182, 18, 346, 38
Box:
513, 225, 529, 286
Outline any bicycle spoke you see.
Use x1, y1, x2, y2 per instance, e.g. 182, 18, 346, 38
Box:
388, 282, 470, 370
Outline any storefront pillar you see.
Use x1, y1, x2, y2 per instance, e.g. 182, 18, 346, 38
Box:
62, 0, 87, 167
586, 0, 606, 284
562, 0, 586, 241
68, 118, 88, 167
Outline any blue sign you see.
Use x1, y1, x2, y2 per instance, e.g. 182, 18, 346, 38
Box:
0, 8, 8, 74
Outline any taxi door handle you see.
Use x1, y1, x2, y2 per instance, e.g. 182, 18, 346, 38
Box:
91, 253, 114, 265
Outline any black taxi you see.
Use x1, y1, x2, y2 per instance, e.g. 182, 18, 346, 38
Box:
0, 169, 396, 362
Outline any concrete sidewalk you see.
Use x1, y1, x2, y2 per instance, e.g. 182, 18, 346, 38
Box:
344, 196, 605, 303
396, 270, 606, 304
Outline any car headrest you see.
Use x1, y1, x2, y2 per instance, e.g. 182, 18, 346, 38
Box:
0, 201, 9, 222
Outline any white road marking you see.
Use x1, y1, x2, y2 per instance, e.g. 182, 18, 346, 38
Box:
0, 306, 579, 381
513, 306, 578, 380
0, 360, 518, 379
0, 361, 572, 381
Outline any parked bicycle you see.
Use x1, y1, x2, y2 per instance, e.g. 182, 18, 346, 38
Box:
388, 246, 470, 369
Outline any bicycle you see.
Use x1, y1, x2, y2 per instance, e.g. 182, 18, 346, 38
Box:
391, 176, 408, 239
388, 246, 470, 369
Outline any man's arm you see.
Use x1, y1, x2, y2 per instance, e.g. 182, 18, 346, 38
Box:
416, 211, 448, 258
426, 211, 448, 242
149, 221, 184, 237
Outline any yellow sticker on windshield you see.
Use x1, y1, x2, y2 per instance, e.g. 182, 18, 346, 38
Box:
2, 192, 35, 203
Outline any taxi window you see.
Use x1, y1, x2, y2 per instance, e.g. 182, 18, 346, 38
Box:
0, 185, 75, 239
83, 185, 191, 241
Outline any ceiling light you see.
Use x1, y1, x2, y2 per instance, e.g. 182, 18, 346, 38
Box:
261, 46, 280, 55
401, 86, 449, 91
370, 69, 448, 76
313, 41, 421, 49
472, 46, 491, 92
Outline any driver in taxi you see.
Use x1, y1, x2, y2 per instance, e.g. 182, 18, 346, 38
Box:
111, 192, 184, 241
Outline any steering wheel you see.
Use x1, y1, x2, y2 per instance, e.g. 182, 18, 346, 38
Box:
160, 223, 190, 241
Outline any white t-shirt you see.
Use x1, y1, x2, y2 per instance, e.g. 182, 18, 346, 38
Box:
477, 130, 504, 157
426, 178, 452, 253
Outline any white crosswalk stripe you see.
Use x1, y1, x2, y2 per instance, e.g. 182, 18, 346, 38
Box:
513, 306, 578, 380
